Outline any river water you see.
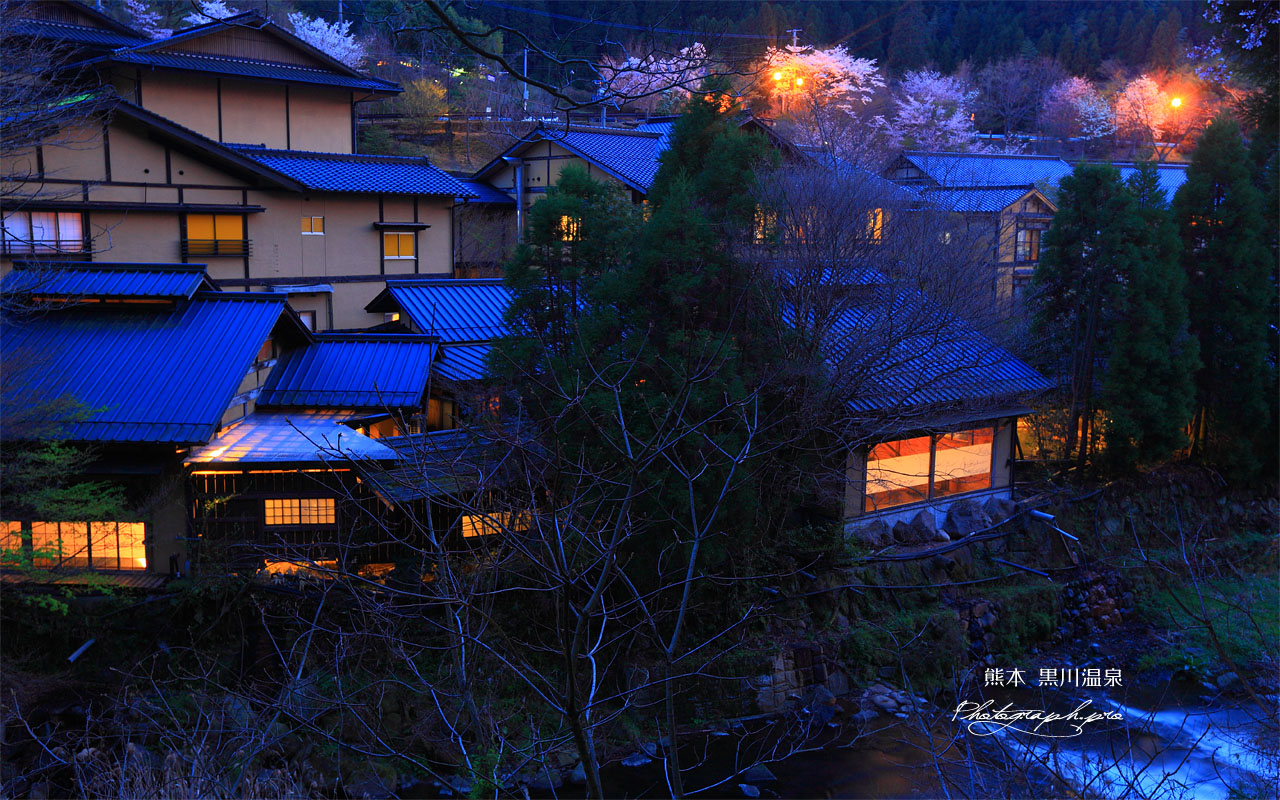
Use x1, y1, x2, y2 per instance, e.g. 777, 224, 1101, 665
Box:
757, 689, 1279, 799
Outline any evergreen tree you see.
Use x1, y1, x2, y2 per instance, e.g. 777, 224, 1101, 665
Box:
1101, 162, 1199, 469
1172, 116, 1276, 479
886, 2, 930, 71
1030, 164, 1132, 468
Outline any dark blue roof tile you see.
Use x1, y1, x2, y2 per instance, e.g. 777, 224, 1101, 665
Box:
369, 279, 511, 342
1, 292, 286, 444
2, 262, 215, 300
232, 147, 474, 196
102, 50, 398, 91
901, 151, 1074, 189
258, 335, 438, 408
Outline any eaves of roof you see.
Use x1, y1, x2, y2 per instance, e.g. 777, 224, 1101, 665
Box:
121, 11, 400, 92
1, 262, 216, 300
230, 147, 474, 196
257, 334, 439, 409
0, 291, 287, 445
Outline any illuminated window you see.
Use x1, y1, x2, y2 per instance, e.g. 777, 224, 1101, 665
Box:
3, 521, 146, 570
1016, 228, 1040, 262
185, 214, 247, 256
459, 511, 530, 538
866, 208, 884, 244
559, 215, 580, 242
863, 428, 994, 512
753, 207, 778, 244
1, 211, 84, 254
384, 231, 415, 258
425, 397, 456, 431
296, 310, 316, 331
1, 521, 25, 567
301, 216, 325, 234
264, 498, 336, 526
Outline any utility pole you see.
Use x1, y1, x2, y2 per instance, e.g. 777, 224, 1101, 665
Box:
522, 48, 529, 115
338, 0, 344, 23
786, 28, 801, 48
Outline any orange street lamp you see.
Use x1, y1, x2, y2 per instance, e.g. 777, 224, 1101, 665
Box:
773, 71, 783, 81
1171, 97, 1183, 108
795, 77, 804, 87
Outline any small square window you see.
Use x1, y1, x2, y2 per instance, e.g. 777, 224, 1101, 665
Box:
384, 231, 415, 258
302, 216, 325, 234
297, 310, 316, 331
264, 498, 336, 527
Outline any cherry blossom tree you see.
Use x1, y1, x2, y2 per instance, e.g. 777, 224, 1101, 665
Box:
122, 0, 170, 39
1114, 74, 1171, 152
757, 44, 884, 151
1042, 77, 1116, 141
884, 69, 984, 152
181, 0, 240, 27
597, 42, 709, 113
287, 11, 368, 68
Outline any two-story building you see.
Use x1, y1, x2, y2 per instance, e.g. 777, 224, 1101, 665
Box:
2, 2, 473, 331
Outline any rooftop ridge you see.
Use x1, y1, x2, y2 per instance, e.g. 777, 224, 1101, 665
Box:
538, 124, 662, 139
231, 145, 436, 164
385, 278, 506, 286
905, 150, 1071, 161
309, 333, 440, 343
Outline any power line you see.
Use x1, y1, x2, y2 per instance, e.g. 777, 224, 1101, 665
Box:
479, 1, 784, 40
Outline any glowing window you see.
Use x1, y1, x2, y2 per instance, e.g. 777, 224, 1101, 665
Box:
753, 207, 778, 244
264, 498, 336, 526
866, 208, 884, 244
1, 211, 84, 254
6, 521, 146, 570
1016, 228, 1040, 262
384, 231, 415, 258
863, 428, 995, 512
301, 216, 325, 234
559, 215, 580, 242
185, 214, 245, 256
459, 511, 530, 538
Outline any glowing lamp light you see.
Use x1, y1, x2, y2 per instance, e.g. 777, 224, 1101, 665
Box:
773, 71, 783, 81
795, 77, 804, 87
1171, 97, 1183, 108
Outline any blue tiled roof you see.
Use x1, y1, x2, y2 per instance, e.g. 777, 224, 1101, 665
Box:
186, 410, 397, 465
901, 151, 1074, 189
553, 127, 664, 190
2, 263, 215, 300
921, 187, 1037, 213
369, 279, 512, 342
435, 343, 492, 382
1114, 162, 1189, 202
258, 335, 438, 408
363, 428, 511, 502
457, 179, 515, 204
820, 288, 1051, 413
1, 292, 286, 444
100, 50, 399, 92
232, 147, 475, 196
12, 19, 147, 48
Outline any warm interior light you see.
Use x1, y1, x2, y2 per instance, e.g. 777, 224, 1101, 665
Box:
773, 71, 783, 81
1171, 97, 1183, 108
795, 77, 804, 86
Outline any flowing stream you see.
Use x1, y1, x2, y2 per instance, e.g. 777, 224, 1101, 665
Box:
758, 688, 1279, 799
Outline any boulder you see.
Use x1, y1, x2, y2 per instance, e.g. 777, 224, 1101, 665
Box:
943, 500, 992, 538
892, 520, 915, 545
530, 768, 564, 792
851, 520, 893, 548
983, 497, 1018, 525
908, 511, 945, 543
